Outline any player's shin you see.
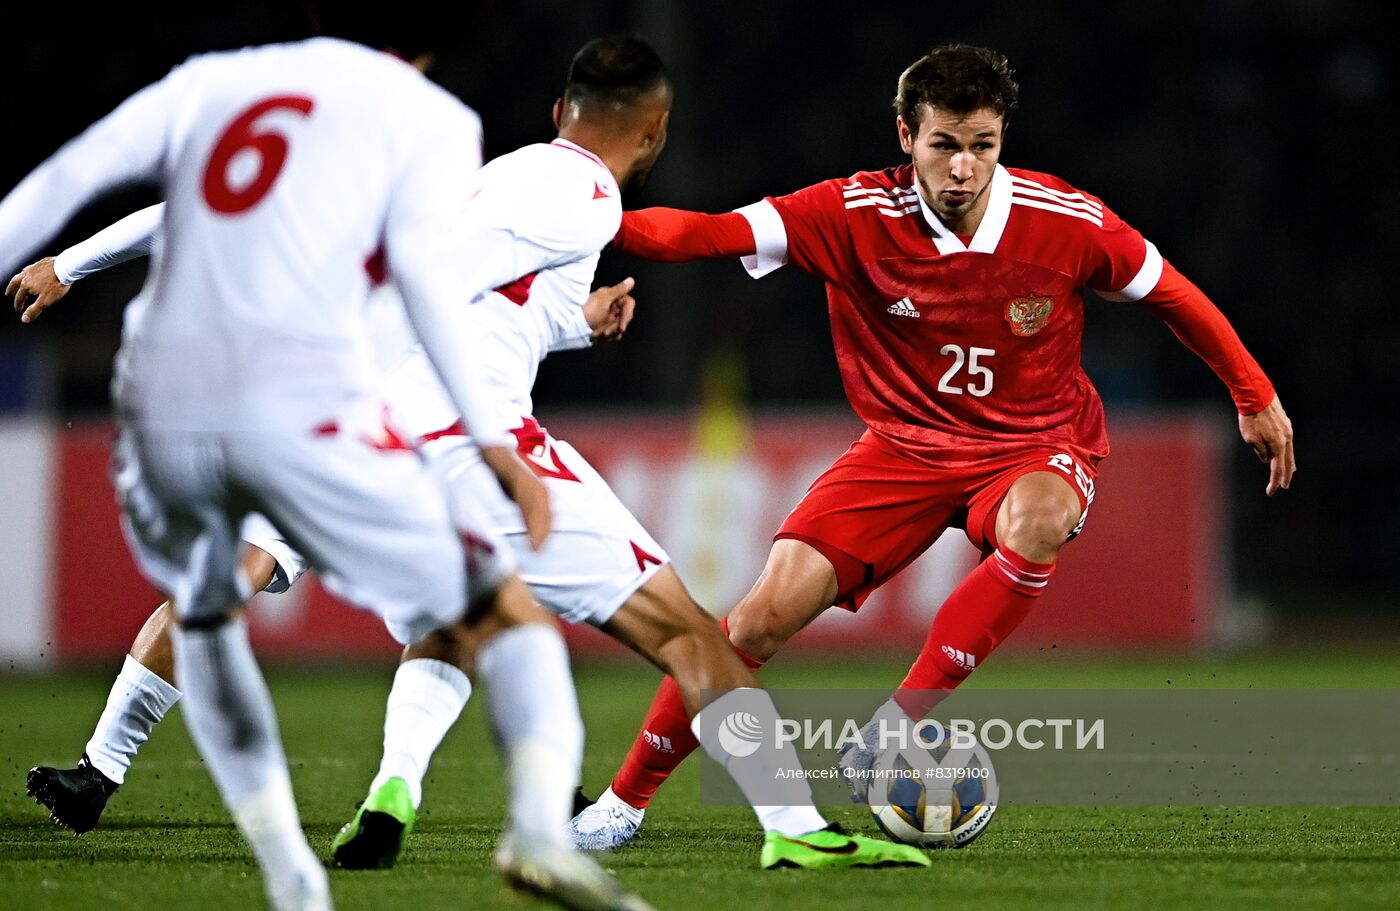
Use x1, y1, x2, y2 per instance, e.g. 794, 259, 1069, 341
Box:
893, 546, 1054, 719
83, 652, 181, 785
370, 658, 471, 808
171, 618, 324, 904
479, 622, 584, 845
691, 688, 828, 837
610, 616, 764, 809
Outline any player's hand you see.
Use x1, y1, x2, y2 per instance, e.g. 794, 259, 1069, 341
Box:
1238, 395, 1295, 496
583, 276, 636, 342
7, 257, 71, 323
479, 445, 552, 550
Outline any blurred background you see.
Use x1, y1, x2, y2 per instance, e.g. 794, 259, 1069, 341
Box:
1, 0, 1396, 668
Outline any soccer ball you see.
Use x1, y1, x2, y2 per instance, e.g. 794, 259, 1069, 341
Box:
866, 728, 998, 848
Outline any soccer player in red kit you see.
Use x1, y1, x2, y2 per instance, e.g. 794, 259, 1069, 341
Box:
570, 44, 1295, 849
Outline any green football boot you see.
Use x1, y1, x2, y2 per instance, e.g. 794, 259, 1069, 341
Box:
331, 777, 416, 870
760, 824, 931, 870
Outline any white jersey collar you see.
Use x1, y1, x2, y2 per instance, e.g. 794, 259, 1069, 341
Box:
914, 163, 1012, 255
550, 138, 609, 172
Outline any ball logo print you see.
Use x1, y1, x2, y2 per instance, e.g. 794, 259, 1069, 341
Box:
717, 711, 766, 758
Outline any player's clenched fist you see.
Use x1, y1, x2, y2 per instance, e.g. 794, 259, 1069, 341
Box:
7, 256, 71, 323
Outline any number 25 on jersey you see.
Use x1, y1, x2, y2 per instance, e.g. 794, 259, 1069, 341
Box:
937, 344, 995, 397
202, 96, 315, 215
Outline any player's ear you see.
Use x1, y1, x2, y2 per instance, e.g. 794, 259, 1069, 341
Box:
649, 109, 671, 146
637, 109, 668, 153
897, 115, 915, 154
552, 98, 564, 129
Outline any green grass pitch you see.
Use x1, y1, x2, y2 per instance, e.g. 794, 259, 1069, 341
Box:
2, 650, 1397, 910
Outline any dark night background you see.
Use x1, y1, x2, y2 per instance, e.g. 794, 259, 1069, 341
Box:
2, 1, 1395, 625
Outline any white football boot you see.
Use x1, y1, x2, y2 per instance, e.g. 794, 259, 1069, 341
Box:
568, 787, 645, 850
495, 829, 654, 911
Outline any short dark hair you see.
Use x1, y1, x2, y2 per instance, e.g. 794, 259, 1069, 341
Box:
894, 44, 1019, 130
563, 35, 669, 110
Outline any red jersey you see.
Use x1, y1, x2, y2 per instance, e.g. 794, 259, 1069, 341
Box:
734, 164, 1163, 464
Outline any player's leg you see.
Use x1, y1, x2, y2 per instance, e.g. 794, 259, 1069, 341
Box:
892, 464, 1086, 719
310, 436, 651, 906
836, 462, 1086, 800
395, 579, 651, 905
331, 628, 475, 869
599, 538, 836, 821
602, 432, 951, 819
575, 559, 925, 868
26, 544, 277, 833
120, 430, 327, 911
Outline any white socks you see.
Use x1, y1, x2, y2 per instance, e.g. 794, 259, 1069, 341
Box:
171, 619, 317, 898
370, 658, 472, 807
84, 654, 182, 784
691, 688, 828, 838
478, 623, 584, 846
233, 774, 327, 909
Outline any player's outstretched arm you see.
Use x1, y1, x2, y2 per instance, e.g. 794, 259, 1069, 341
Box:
6, 204, 164, 323
1238, 395, 1295, 496
614, 208, 756, 262
1136, 260, 1294, 495
7, 257, 70, 323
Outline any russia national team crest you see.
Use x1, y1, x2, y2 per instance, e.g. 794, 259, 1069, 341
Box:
1006, 295, 1054, 336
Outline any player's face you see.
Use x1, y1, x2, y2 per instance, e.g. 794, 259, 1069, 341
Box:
899, 106, 1004, 231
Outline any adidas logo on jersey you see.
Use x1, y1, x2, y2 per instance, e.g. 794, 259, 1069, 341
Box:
887, 297, 920, 318
941, 645, 977, 670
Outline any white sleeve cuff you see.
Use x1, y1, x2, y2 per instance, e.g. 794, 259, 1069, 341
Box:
51, 249, 82, 285
734, 200, 788, 278
1097, 239, 1163, 302
550, 304, 594, 352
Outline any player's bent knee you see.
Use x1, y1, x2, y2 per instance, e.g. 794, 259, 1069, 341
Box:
724, 599, 794, 662
1002, 506, 1075, 556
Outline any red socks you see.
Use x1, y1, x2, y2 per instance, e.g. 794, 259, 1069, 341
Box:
893, 547, 1054, 719
610, 618, 765, 809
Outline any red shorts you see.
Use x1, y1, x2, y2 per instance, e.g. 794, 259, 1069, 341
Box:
777, 429, 1097, 610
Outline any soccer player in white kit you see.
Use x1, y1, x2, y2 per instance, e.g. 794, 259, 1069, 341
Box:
10, 35, 931, 875
0, 22, 657, 911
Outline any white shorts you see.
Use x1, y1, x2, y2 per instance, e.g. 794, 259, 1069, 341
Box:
222, 423, 668, 627
420, 428, 670, 626
114, 424, 512, 646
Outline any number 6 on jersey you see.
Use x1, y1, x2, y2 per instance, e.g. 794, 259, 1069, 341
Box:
202, 96, 315, 214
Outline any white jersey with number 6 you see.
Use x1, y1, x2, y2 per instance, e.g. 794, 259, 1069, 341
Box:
0, 37, 523, 638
